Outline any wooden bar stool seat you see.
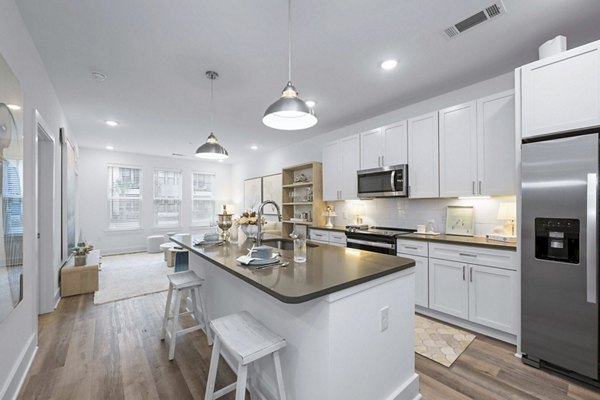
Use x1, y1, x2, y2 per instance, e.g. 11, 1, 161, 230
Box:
160, 271, 211, 360
205, 311, 287, 400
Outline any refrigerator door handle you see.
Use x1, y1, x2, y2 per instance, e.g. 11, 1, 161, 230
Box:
587, 172, 597, 304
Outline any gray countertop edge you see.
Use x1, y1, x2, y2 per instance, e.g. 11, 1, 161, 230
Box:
170, 237, 416, 304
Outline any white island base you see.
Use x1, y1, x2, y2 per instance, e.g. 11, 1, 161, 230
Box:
189, 253, 420, 400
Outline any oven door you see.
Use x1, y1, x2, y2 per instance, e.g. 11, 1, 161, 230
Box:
357, 165, 407, 199
346, 237, 396, 255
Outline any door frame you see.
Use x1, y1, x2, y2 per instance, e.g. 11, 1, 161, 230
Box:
33, 110, 56, 315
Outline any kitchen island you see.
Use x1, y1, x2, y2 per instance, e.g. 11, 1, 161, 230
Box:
171, 234, 420, 400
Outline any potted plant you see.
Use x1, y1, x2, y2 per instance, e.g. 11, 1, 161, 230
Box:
72, 242, 94, 266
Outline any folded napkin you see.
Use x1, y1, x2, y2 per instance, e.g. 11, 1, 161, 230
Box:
236, 255, 256, 265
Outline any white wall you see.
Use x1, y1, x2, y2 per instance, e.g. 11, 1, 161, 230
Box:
231, 72, 515, 235
78, 148, 232, 254
0, 0, 73, 398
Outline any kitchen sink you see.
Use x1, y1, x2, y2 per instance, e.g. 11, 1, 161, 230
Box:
262, 238, 318, 251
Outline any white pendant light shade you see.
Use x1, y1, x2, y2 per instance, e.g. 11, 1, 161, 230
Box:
194, 132, 229, 160
262, 0, 318, 131
195, 71, 229, 160
263, 82, 317, 130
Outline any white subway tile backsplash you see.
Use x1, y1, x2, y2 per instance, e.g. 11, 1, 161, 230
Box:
329, 196, 516, 236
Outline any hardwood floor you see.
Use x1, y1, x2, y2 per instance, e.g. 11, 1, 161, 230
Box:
18, 292, 600, 400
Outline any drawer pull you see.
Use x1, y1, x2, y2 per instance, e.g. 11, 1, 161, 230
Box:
459, 253, 477, 258
404, 246, 419, 250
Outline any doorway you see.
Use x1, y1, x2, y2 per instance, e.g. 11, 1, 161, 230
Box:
34, 110, 56, 315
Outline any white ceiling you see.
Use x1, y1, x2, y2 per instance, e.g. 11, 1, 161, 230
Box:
16, 0, 600, 162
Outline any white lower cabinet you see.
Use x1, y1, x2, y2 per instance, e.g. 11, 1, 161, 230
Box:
309, 229, 346, 247
428, 259, 469, 319
468, 265, 515, 334
428, 258, 517, 334
398, 252, 429, 308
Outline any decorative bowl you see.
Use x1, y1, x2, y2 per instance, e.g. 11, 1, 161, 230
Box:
241, 224, 259, 239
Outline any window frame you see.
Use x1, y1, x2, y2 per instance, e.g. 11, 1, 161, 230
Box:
153, 168, 183, 228
107, 164, 143, 231
191, 171, 216, 227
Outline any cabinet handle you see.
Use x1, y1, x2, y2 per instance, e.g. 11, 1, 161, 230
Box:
382, 155, 385, 166
478, 180, 482, 195
404, 246, 419, 250
459, 253, 477, 258
462, 265, 466, 281
472, 181, 475, 195
470, 267, 473, 282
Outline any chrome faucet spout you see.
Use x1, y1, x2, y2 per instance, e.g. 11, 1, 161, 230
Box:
256, 200, 282, 246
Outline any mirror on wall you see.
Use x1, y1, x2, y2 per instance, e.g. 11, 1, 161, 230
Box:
0, 53, 24, 322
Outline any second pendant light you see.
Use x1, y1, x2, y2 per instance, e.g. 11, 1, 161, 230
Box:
263, 0, 317, 131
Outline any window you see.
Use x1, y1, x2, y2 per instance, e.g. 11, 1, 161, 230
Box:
107, 165, 142, 230
3, 159, 23, 236
154, 169, 182, 227
192, 172, 215, 226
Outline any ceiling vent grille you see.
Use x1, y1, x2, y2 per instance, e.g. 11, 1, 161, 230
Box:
172, 153, 185, 157
443, 1, 506, 39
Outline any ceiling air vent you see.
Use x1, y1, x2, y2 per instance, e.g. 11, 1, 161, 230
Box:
172, 153, 185, 157
443, 1, 506, 39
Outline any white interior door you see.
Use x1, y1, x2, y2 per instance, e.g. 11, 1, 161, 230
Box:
35, 111, 56, 314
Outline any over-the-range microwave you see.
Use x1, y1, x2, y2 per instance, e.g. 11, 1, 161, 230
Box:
357, 164, 408, 199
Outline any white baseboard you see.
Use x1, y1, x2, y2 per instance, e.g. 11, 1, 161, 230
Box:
0, 333, 38, 400
416, 306, 517, 345
53, 288, 61, 309
389, 373, 420, 400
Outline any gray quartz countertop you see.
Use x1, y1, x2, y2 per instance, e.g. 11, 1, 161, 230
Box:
170, 235, 415, 304
399, 233, 517, 250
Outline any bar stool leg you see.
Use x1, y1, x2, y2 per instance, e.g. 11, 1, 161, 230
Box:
272, 351, 287, 400
204, 335, 221, 400
168, 290, 182, 361
235, 364, 248, 400
197, 284, 213, 345
160, 283, 174, 341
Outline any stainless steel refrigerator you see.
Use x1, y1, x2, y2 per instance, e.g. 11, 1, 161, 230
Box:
521, 131, 599, 383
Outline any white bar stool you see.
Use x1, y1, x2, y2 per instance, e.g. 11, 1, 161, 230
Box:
204, 311, 287, 400
160, 271, 212, 360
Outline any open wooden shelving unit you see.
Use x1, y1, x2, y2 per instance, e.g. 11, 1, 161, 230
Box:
281, 162, 325, 237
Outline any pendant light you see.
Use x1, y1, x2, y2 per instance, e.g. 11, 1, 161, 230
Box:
195, 71, 229, 160
262, 0, 317, 131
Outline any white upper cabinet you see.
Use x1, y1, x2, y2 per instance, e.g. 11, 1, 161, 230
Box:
383, 121, 408, 166
521, 41, 600, 139
322, 141, 340, 201
360, 128, 382, 170
439, 101, 478, 197
322, 134, 360, 201
360, 122, 408, 169
408, 112, 439, 198
477, 90, 516, 196
340, 135, 360, 200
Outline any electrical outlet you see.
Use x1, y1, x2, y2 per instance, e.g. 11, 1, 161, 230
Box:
380, 306, 389, 332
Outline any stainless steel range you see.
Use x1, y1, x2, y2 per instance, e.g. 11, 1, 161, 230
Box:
345, 226, 416, 255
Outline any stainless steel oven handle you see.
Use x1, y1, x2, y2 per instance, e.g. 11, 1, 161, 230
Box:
346, 238, 394, 249
587, 172, 597, 304
390, 170, 396, 193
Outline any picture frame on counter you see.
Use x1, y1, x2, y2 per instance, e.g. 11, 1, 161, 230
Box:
445, 205, 475, 236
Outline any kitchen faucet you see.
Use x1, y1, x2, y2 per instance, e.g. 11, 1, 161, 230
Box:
256, 200, 282, 246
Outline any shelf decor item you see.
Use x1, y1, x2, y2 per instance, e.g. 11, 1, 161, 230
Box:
238, 210, 265, 239
322, 205, 337, 229
217, 204, 234, 242
445, 206, 475, 237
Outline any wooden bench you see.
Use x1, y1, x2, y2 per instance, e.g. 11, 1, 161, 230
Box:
60, 249, 100, 297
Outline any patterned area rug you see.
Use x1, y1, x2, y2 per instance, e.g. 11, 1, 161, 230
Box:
94, 252, 170, 305
415, 314, 476, 367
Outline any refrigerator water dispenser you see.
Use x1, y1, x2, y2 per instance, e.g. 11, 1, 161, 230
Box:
535, 218, 580, 264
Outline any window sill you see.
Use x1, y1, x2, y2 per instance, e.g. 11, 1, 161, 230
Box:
105, 228, 144, 233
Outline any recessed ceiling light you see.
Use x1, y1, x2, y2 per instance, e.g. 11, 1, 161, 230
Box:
105, 120, 118, 127
6, 104, 21, 111
105, 145, 114, 150
91, 71, 107, 82
251, 145, 258, 150
380, 59, 398, 70
305, 100, 316, 108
